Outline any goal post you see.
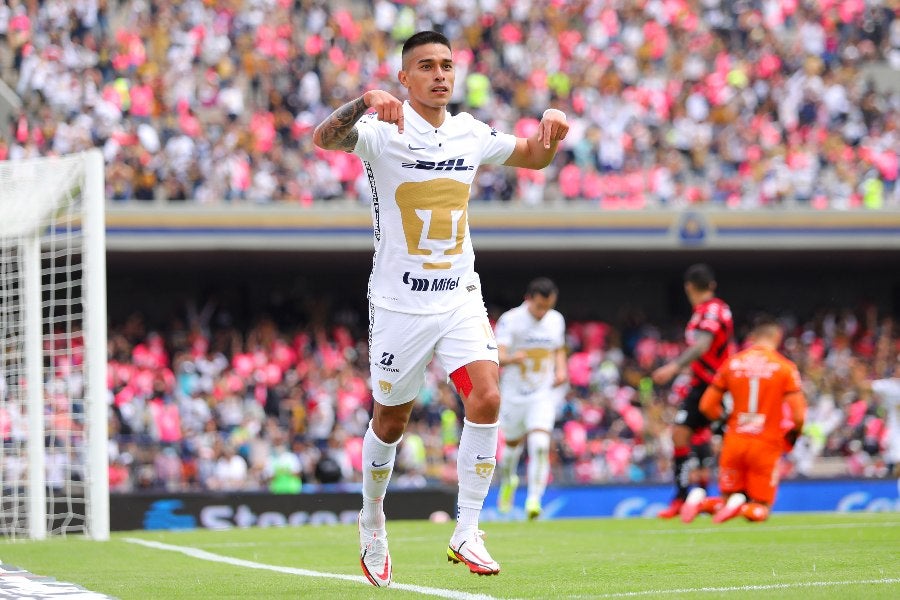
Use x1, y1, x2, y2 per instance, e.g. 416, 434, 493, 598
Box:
0, 149, 109, 540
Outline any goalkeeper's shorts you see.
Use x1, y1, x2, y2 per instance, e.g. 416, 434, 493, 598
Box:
718, 437, 781, 504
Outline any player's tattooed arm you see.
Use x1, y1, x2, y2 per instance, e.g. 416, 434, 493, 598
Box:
313, 96, 367, 151
674, 330, 713, 369
652, 330, 713, 385
313, 90, 404, 149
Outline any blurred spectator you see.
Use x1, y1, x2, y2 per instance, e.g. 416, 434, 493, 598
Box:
264, 430, 302, 494
153, 445, 183, 491
108, 454, 134, 493
208, 442, 249, 491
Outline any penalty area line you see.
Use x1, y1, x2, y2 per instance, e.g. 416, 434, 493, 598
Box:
123, 537, 502, 600
587, 577, 900, 598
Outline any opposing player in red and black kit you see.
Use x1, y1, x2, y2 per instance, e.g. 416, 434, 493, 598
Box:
652, 264, 734, 519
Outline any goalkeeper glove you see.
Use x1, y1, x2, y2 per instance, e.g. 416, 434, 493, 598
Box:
784, 428, 801, 450
710, 418, 727, 436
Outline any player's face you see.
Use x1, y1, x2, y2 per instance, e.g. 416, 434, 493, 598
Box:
684, 281, 696, 302
684, 281, 708, 306
399, 43, 455, 110
526, 293, 557, 321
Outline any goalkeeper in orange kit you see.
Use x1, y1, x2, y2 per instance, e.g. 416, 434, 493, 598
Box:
680, 316, 807, 523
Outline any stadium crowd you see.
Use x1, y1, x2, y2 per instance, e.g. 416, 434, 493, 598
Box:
1, 0, 899, 208
94, 300, 898, 494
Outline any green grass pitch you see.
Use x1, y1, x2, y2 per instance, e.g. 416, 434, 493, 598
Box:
1, 512, 897, 599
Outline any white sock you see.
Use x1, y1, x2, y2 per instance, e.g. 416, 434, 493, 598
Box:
361, 421, 401, 529
499, 442, 524, 484
685, 487, 707, 506
526, 431, 551, 505
455, 419, 499, 536
724, 492, 747, 511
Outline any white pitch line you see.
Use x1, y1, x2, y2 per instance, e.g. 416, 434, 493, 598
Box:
584, 578, 900, 598
123, 537, 502, 600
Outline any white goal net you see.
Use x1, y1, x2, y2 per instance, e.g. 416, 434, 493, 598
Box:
0, 150, 109, 540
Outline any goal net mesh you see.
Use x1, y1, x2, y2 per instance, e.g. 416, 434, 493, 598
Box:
0, 152, 107, 539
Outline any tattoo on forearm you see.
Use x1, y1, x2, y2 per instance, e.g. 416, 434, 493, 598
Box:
677, 346, 704, 369
677, 332, 712, 368
319, 97, 367, 150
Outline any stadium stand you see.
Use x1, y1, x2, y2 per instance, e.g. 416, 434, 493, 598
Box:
93, 300, 899, 493
1, 0, 898, 207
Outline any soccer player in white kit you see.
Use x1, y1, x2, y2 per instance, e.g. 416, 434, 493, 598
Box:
495, 278, 568, 520
854, 357, 900, 476
312, 31, 568, 586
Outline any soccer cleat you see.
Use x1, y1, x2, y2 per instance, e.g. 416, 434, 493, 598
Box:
447, 529, 501, 575
525, 497, 542, 521
497, 474, 518, 514
358, 511, 392, 587
712, 493, 747, 524
679, 487, 707, 523
657, 498, 684, 519
741, 502, 770, 522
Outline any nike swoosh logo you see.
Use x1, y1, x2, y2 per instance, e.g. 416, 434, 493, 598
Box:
486, 344, 498, 350
475, 455, 495, 461
377, 554, 390, 580
372, 460, 390, 468
408, 144, 425, 150
378, 556, 391, 581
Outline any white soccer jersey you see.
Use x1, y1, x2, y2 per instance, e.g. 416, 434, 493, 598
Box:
495, 302, 566, 398
354, 101, 516, 314
872, 377, 900, 462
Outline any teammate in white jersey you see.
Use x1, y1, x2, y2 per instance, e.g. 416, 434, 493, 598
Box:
495, 278, 568, 520
853, 356, 900, 476
313, 31, 568, 586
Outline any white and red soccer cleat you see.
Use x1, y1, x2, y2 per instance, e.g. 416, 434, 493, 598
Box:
447, 529, 500, 576
657, 498, 684, 519
680, 487, 707, 523
712, 493, 747, 524
358, 511, 392, 586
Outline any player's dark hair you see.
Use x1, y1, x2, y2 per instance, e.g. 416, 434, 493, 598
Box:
402, 31, 451, 59
684, 263, 716, 291
526, 277, 558, 298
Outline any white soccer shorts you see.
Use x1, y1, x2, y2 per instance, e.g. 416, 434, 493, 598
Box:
369, 299, 497, 406
499, 386, 564, 441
